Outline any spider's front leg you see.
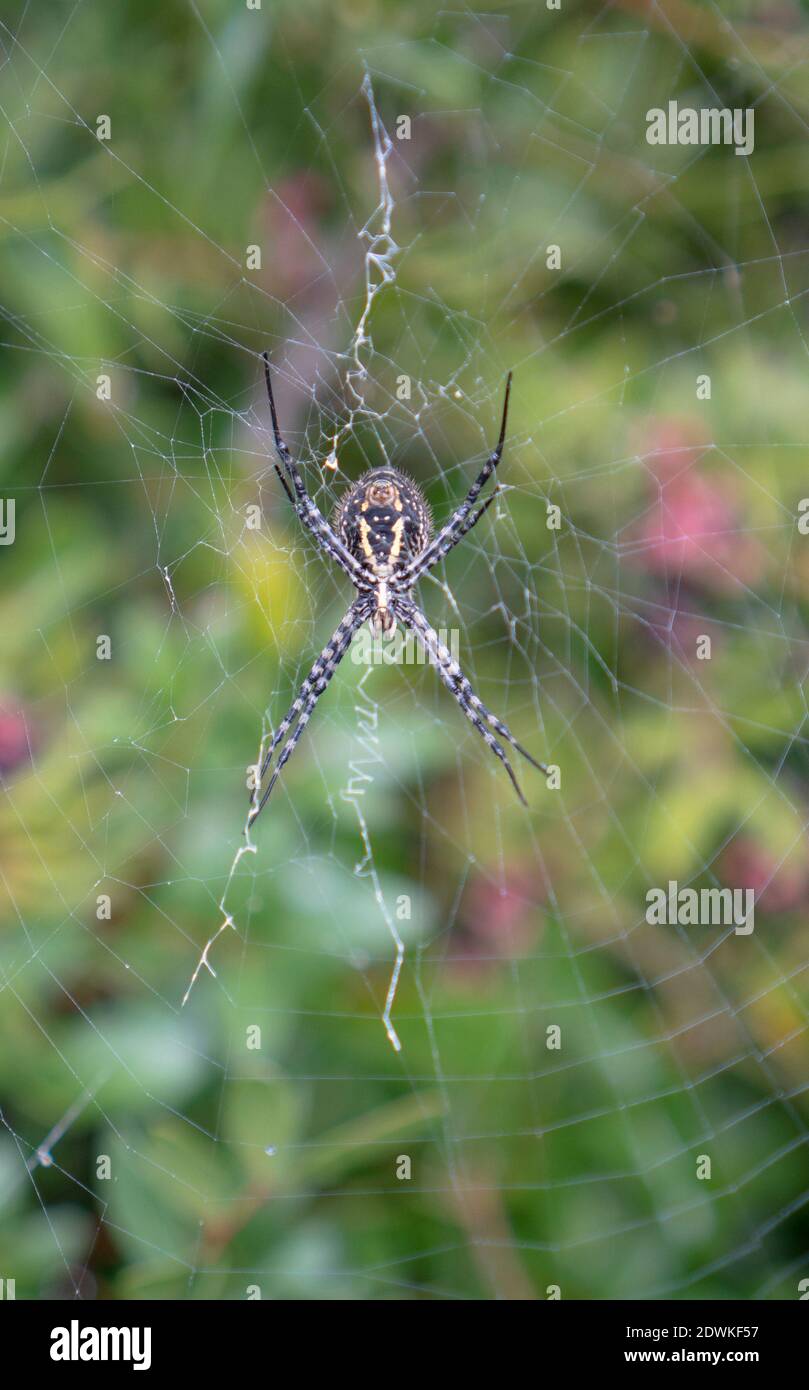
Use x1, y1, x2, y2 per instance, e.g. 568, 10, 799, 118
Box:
249, 597, 372, 824
401, 371, 512, 586
395, 595, 547, 805
262, 354, 371, 591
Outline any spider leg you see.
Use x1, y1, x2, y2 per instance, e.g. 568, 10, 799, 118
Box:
269, 455, 295, 506
249, 599, 371, 824
409, 486, 502, 577
452, 485, 501, 545
396, 596, 548, 806
252, 598, 367, 789
262, 354, 369, 588
407, 487, 501, 577
402, 372, 512, 584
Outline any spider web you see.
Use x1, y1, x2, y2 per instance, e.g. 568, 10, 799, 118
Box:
0, 0, 808, 1301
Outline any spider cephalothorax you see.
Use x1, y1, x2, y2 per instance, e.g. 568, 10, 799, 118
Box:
333, 467, 432, 633
249, 353, 547, 823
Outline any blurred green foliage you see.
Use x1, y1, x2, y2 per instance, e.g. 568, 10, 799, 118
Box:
0, 0, 808, 1299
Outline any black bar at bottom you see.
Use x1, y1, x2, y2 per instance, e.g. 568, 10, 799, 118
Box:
0, 1295, 802, 1376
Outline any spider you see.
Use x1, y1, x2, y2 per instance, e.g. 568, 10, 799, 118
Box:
248, 353, 548, 824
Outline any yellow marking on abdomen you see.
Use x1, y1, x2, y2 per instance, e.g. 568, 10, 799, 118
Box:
389, 515, 405, 560
358, 516, 375, 562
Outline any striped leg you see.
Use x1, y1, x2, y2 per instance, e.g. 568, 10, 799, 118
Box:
263, 355, 370, 590
397, 597, 547, 805
401, 372, 511, 584
440, 486, 500, 554
397, 490, 501, 579
249, 600, 370, 823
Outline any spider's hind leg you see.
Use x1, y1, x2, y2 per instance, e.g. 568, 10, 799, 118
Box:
248, 599, 370, 824
397, 597, 548, 805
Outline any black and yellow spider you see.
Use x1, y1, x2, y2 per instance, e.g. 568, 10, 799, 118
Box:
249, 353, 547, 823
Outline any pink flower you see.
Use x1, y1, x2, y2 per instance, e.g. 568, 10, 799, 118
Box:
0, 699, 31, 777
448, 864, 545, 977
627, 419, 765, 593
718, 836, 808, 915
260, 173, 332, 299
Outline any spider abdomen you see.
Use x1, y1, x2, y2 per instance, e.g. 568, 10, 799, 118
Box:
334, 467, 432, 577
